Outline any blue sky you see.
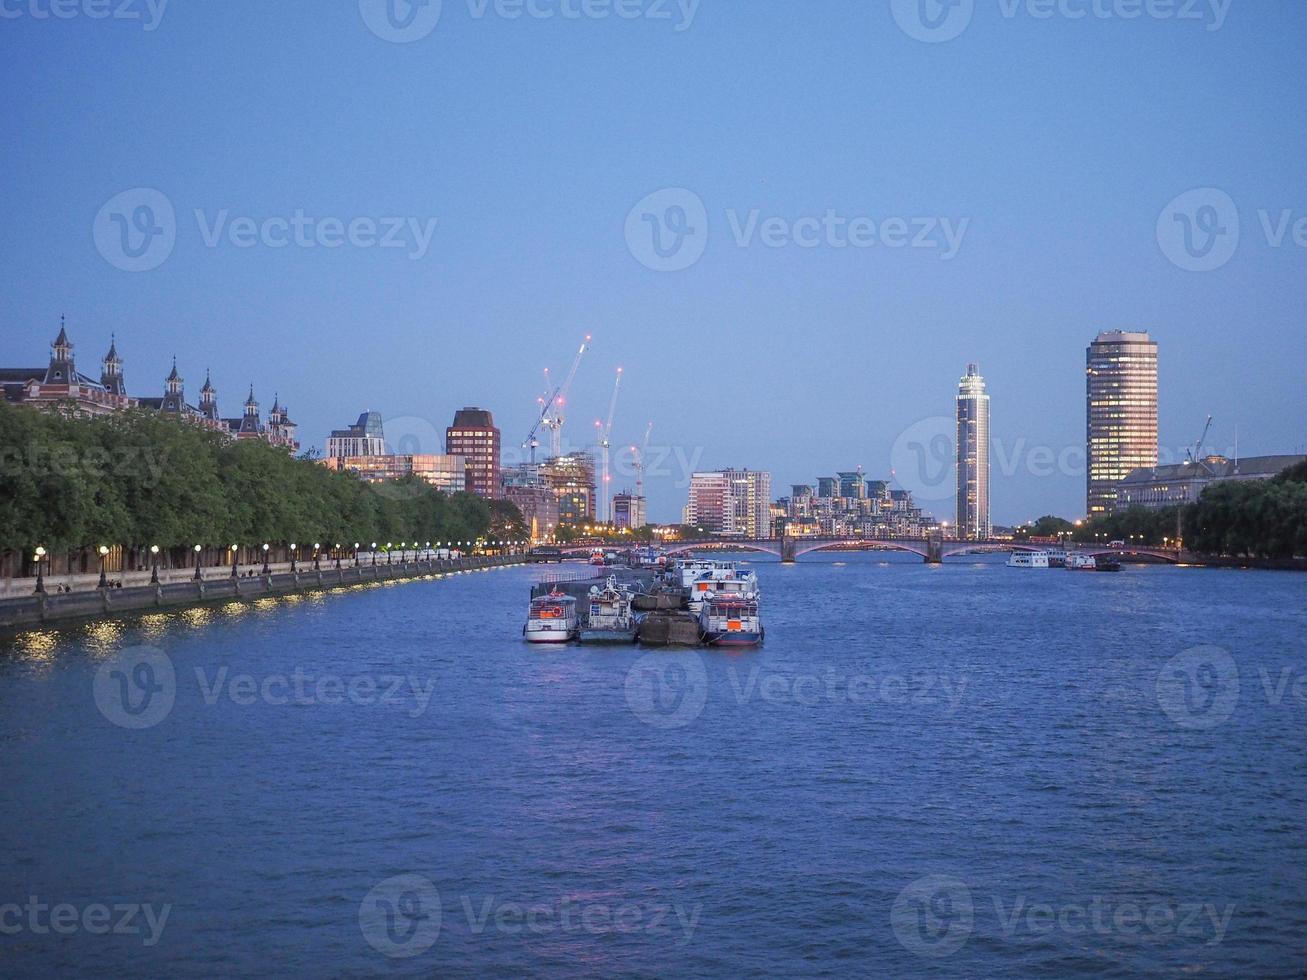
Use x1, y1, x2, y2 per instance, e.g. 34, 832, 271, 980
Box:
2, 0, 1304, 523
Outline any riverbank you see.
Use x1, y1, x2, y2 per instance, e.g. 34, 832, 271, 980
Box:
0, 555, 532, 632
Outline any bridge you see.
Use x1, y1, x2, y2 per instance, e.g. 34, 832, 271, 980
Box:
559, 535, 1184, 564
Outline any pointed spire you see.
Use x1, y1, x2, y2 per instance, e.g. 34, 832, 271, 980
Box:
105, 332, 119, 361
166, 356, 182, 383
245, 384, 258, 408
200, 368, 215, 394
54, 314, 70, 348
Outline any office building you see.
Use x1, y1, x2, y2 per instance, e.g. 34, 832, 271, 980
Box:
1117, 454, 1306, 510
612, 492, 647, 530
955, 363, 991, 539
327, 411, 386, 458
685, 469, 773, 538
446, 407, 501, 499
1087, 330, 1158, 515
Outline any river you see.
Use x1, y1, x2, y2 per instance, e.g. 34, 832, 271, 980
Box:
1, 554, 1304, 976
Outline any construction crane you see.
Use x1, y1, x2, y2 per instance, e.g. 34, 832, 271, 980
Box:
633, 421, 654, 501
542, 334, 591, 458
1185, 415, 1214, 464
596, 367, 623, 523
522, 370, 553, 464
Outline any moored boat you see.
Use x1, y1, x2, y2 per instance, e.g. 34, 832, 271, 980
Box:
523, 590, 579, 644
1006, 551, 1050, 569
578, 576, 637, 643
698, 593, 763, 647
1067, 553, 1097, 571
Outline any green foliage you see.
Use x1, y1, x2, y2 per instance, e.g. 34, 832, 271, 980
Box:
0, 402, 493, 554
1273, 459, 1307, 485
1013, 515, 1075, 541
1072, 506, 1184, 547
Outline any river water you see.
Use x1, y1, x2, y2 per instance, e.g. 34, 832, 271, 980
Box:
1, 554, 1305, 977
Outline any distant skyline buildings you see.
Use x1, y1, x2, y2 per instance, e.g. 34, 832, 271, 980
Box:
685, 469, 773, 538
446, 408, 501, 500
1086, 330, 1159, 517
956, 363, 991, 540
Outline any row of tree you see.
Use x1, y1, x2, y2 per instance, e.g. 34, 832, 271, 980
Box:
1072, 461, 1307, 559
0, 402, 514, 558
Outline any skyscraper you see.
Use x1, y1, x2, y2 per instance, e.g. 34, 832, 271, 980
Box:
446, 407, 501, 499
1086, 330, 1158, 516
955, 363, 991, 540
685, 469, 772, 538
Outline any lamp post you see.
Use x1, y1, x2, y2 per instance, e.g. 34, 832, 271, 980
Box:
194, 544, 203, 581
33, 546, 47, 595
313, 543, 321, 571
97, 545, 110, 589
354, 543, 361, 567
371, 542, 378, 567
335, 544, 342, 570
386, 543, 393, 565
230, 544, 239, 578
261, 543, 271, 575
150, 544, 160, 585
289, 543, 298, 572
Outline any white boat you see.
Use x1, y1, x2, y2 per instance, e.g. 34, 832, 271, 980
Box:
1067, 553, 1098, 571
1006, 551, 1050, 569
698, 593, 763, 647
523, 590, 579, 644
687, 568, 760, 613
579, 576, 637, 644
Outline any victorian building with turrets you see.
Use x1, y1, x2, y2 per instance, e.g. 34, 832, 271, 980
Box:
1, 320, 299, 452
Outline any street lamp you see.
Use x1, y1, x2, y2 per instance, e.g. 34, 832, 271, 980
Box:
335, 544, 342, 570
313, 542, 322, 571
261, 543, 271, 575
289, 543, 298, 572
386, 543, 393, 565
97, 545, 110, 589
231, 544, 239, 578
33, 546, 47, 595
355, 543, 362, 567
194, 544, 203, 581
371, 542, 378, 567
150, 544, 161, 585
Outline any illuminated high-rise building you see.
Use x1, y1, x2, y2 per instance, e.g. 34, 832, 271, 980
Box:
1086, 330, 1158, 516
446, 407, 501, 499
955, 363, 990, 540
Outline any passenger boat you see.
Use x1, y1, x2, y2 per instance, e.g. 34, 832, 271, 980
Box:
686, 568, 759, 613
1067, 553, 1097, 571
578, 576, 637, 643
1006, 551, 1050, 569
588, 549, 606, 566
698, 593, 763, 647
523, 590, 579, 644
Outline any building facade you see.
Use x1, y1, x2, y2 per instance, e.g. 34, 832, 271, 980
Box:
955, 362, 991, 540
319, 454, 469, 494
685, 469, 773, 538
327, 411, 387, 458
1087, 330, 1158, 516
540, 452, 596, 525
776, 471, 934, 538
1117, 454, 1306, 510
612, 492, 647, 530
446, 408, 500, 499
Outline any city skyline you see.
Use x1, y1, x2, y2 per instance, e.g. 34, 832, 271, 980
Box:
4, 8, 1305, 524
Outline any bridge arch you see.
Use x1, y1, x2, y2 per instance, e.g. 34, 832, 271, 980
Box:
661, 541, 783, 558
